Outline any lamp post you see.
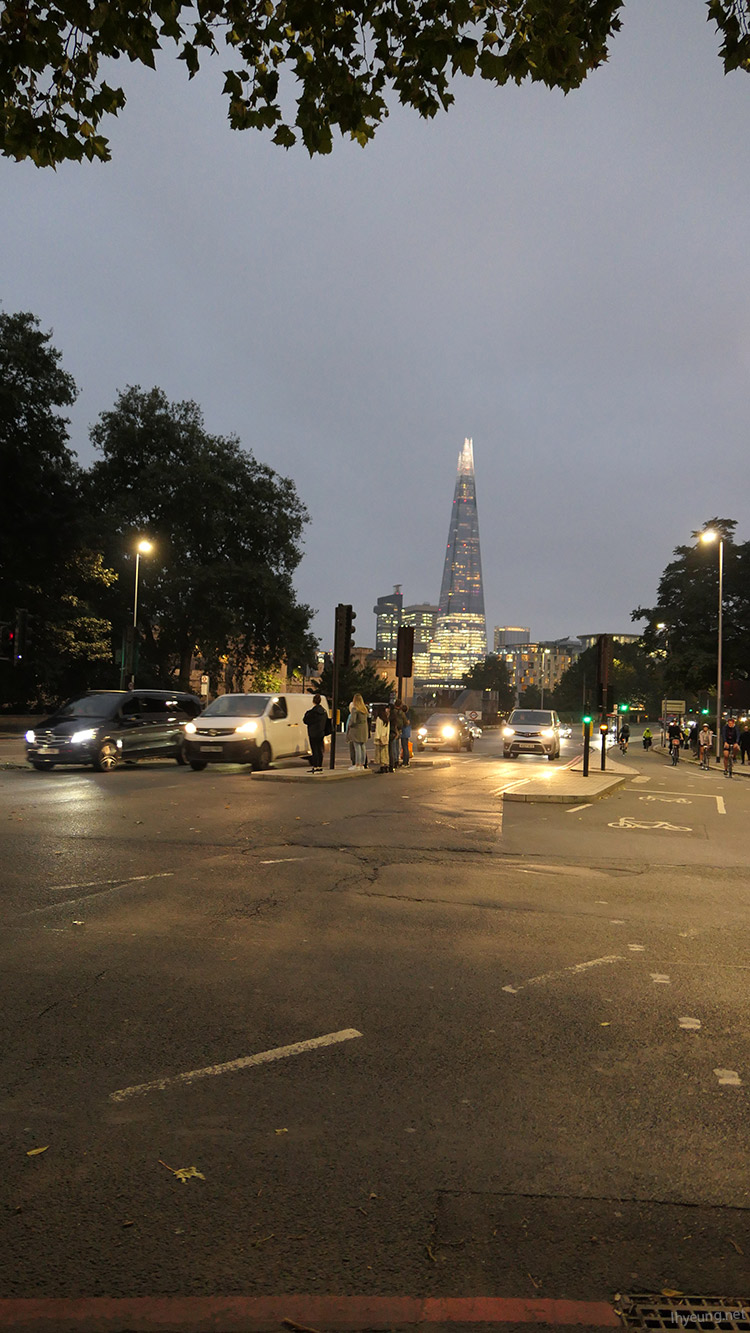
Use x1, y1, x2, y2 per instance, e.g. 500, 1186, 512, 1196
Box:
699, 530, 723, 762
125, 539, 153, 689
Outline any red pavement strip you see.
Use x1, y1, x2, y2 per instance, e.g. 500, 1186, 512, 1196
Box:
0, 1295, 620, 1330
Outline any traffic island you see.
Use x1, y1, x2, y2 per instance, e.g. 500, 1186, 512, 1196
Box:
501, 754, 631, 804
253, 758, 452, 782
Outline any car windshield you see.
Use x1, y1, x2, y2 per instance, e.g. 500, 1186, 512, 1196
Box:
55, 692, 123, 718
427, 714, 459, 725
510, 710, 554, 725
202, 695, 270, 718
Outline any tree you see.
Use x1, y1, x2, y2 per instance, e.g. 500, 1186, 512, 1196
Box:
314, 655, 393, 706
551, 640, 663, 716
632, 519, 750, 695
3, 2, 749, 168
87, 385, 316, 691
462, 653, 514, 710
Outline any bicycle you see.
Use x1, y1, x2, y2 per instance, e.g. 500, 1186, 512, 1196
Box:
699, 746, 711, 771
619, 736, 629, 754
725, 745, 734, 779
671, 740, 680, 766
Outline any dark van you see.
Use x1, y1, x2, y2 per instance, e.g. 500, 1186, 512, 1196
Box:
25, 690, 203, 772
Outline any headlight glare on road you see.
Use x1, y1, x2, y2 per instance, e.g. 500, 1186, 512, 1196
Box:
25, 730, 35, 743
503, 727, 515, 737
184, 721, 197, 734
235, 721, 258, 734
71, 729, 96, 744
441, 726, 456, 738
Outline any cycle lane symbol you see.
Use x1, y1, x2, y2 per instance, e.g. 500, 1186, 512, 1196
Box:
608, 816, 693, 832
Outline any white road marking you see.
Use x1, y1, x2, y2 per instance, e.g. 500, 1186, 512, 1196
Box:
632, 776, 651, 784
679, 1017, 701, 1030
639, 795, 691, 805
109, 1028, 363, 1102
650, 973, 670, 984
502, 955, 624, 995
643, 790, 725, 814
608, 817, 692, 832
714, 1068, 742, 1087
492, 779, 530, 795
628, 944, 645, 952
567, 803, 592, 812
50, 872, 174, 893
610, 919, 625, 924
259, 858, 308, 864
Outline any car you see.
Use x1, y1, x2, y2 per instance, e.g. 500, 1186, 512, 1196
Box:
25, 689, 203, 772
416, 712, 474, 753
502, 708, 561, 760
183, 692, 328, 770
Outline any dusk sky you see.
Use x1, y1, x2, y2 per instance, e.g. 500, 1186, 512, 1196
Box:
2, 1, 748, 653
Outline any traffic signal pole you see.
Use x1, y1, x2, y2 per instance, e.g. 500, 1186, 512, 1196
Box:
330, 604, 356, 771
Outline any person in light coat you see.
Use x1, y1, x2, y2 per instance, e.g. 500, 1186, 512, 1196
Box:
373, 705, 390, 773
345, 692, 369, 769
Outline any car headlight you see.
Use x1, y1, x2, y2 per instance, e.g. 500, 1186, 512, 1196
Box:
184, 721, 197, 735
71, 729, 96, 744
441, 725, 456, 738
25, 729, 36, 743
418, 727, 427, 737
503, 727, 515, 738
541, 728, 555, 739
235, 721, 258, 735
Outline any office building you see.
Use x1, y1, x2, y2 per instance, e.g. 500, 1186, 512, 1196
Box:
373, 586, 403, 659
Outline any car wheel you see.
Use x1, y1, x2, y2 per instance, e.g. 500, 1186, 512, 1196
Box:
548, 751, 556, 761
189, 760, 208, 771
254, 742, 272, 771
92, 740, 119, 772
31, 759, 55, 771
175, 741, 189, 766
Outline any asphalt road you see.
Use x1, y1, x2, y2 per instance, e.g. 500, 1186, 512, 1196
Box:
2, 731, 750, 1329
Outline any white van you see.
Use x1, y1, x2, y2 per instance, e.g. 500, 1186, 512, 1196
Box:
183, 693, 329, 770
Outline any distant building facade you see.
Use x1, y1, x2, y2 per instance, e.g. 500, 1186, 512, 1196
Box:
501, 637, 580, 703
494, 626, 531, 651
402, 603, 438, 654
373, 585, 403, 659
416, 439, 487, 689
576, 632, 640, 652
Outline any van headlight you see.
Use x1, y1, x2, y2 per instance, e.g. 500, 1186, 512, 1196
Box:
25, 730, 36, 743
441, 725, 456, 738
235, 721, 258, 735
418, 727, 427, 737
184, 721, 197, 735
541, 728, 554, 739
503, 727, 515, 737
71, 729, 96, 744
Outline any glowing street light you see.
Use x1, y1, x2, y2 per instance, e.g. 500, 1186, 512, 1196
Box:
699, 529, 723, 762
123, 538, 153, 689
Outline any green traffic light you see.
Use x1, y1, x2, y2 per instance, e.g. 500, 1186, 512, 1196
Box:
582, 714, 592, 725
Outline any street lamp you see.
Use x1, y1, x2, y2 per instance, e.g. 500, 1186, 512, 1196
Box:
128, 538, 153, 688
699, 529, 723, 762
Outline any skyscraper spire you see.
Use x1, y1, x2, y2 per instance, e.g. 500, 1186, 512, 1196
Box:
418, 439, 487, 689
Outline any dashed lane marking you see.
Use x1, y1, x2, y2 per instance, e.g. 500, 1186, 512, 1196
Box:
22, 873, 175, 914
567, 802, 592, 812
679, 1016, 701, 1030
714, 1068, 742, 1087
109, 1028, 363, 1102
502, 954, 624, 995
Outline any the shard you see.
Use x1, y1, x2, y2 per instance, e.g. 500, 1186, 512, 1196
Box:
417, 439, 487, 688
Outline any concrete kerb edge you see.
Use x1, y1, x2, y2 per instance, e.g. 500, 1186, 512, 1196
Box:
503, 774, 628, 804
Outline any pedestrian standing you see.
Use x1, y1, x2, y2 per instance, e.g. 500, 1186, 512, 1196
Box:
374, 705, 390, 772
303, 693, 328, 773
400, 703, 412, 767
389, 700, 403, 770
345, 692, 369, 770
741, 722, 750, 766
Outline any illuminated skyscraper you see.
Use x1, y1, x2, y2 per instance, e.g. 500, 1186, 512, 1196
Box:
417, 439, 487, 688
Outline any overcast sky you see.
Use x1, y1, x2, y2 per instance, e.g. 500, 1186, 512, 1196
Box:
2, 1, 748, 651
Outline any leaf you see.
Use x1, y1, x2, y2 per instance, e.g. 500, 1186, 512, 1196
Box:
173, 1166, 205, 1183
661, 1289, 684, 1298
26, 1145, 49, 1156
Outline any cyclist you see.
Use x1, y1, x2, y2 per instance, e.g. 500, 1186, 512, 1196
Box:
667, 718, 682, 762
618, 720, 630, 753
698, 722, 713, 769
722, 717, 741, 775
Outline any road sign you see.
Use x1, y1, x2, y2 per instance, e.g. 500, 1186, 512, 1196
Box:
663, 699, 686, 713
466, 709, 480, 721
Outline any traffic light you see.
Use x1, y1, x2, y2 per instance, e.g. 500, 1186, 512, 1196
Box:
582, 712, 593, 726
334, 604, 356, 666
701, 707, 710, 716
396, 625, 415, 678
618, 702, 630, 713
597, 683, 614, 712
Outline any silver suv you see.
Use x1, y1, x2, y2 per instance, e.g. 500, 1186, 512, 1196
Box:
503, 708, 561, 761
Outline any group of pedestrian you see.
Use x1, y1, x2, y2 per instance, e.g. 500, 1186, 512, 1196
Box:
303, 694, 412, 774
370, 700, 411, 773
